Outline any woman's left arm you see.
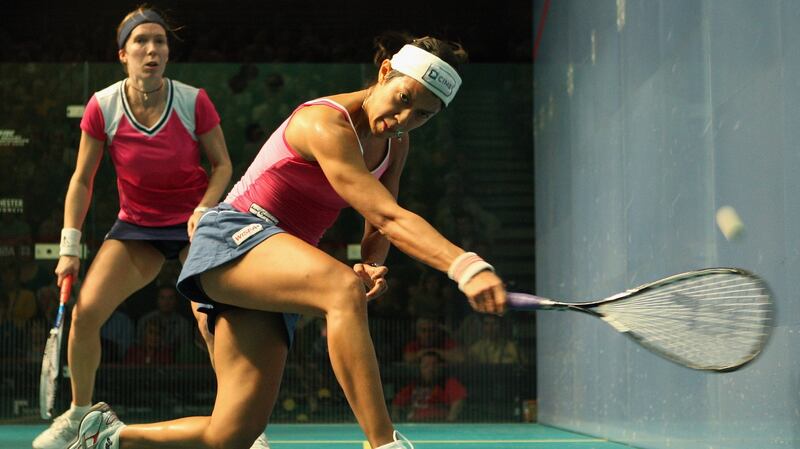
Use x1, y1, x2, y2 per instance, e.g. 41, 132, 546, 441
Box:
360, 137, 408, 264
190, 124, 233, 237
354, 137, 409, 299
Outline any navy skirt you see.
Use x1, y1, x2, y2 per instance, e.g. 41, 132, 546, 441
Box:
106, 219, 189, 260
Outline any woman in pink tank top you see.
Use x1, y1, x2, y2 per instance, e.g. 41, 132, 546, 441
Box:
70, 35, 507, 449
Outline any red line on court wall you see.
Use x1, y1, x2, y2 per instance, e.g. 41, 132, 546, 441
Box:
533, 0, 551, 61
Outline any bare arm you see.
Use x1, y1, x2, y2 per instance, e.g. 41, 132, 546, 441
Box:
189, 124, 233, 237
56, 132, 105, 283
353, 137, 408, 299
359, 137, 407, 265
289, 107, 505, 313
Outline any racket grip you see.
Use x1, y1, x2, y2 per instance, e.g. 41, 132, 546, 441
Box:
60, 275, 73, 305
507, 292, 558, 310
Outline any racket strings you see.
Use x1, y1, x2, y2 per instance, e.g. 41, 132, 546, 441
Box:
595, 272, 771, 370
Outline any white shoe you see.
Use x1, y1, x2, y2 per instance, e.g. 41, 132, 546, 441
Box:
250, 433, 271, 449
32, 409, 81, 449
374, 431, 414, 449
66, 402, 125, 449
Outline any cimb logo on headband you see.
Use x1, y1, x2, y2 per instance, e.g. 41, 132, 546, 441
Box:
422, 64, 455, 97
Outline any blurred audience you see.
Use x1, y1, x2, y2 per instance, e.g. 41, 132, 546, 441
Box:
2, 265, 37, 329
136, 285, 192, 351
391, 351, 467, 422
123, 320, 174, 366
467, 315, 525, 364
100, 306, 135, 363
175, 325, 209, 365
35, 285, 59, 323
403, 317, 464, 364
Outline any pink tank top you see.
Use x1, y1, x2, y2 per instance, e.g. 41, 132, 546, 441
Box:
81, 79, 220, 226
226, 99, 392, 245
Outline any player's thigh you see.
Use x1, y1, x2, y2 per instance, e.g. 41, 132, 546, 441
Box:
75, 239, 165, 324
207, 308, 287, 442
201, 232, 363, 316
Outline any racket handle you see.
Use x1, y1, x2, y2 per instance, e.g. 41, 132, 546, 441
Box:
508, 292, 559, 310
60, 275, 73, 305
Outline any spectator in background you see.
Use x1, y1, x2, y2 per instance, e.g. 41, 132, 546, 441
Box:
19, 257, 52, 293
175, 324, 209, 365
467, 314, 525, 364
136, 285, 192, 351
406, 271, 446, 319
36, 285, 59, 324
367, 274, 410, 321
391, 351, 466, 422
406, 270, 462, 327
0, 209, 32, 253
403, 317, 464, 364
0, 292, 24, 360
123, 320, 173, 366
100, 305, 135, 363
26, 318, 49, 362
434, 171, 500, 248
2, 265, 37, 330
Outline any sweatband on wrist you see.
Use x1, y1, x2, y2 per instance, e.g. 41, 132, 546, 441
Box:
60, 228, 82, 257
194, 206, 209, 214
390, 44, 462, 106
456, 261, 494, 292
448, 252, 478, 280
447, 252, 495, 292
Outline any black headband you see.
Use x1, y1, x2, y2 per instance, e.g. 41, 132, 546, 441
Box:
117, 10, 167, 49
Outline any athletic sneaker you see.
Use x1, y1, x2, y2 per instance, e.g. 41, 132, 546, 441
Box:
32, 409, 82, 449
66, 402, 125, 449
374, 430, 414, 449
250, 433, 271, 449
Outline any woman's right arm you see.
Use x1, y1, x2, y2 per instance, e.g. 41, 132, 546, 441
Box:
292, 109, 506, 314
55, 131, 105, 283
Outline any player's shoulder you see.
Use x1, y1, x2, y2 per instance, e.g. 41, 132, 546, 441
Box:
170, 79, 200, 94
293, 100, 353, 136
94, 80, 124, 100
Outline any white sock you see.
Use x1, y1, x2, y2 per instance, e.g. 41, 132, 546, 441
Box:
67, 403, 92, 420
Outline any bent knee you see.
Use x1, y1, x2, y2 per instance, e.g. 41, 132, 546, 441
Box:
70, 298, 112, 333
324, 269, 367, 316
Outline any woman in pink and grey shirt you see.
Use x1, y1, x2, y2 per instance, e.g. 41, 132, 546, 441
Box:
34, 7, 233, 449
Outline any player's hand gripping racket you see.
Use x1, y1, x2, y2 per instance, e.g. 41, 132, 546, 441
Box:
39, 274, 73, 419
508, 267, 772, 372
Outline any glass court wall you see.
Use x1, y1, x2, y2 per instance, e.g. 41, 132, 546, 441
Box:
0, 62, 534, 423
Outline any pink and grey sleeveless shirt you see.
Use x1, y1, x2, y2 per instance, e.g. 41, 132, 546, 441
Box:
225, 99, 392, 245
80, 79, 220, 226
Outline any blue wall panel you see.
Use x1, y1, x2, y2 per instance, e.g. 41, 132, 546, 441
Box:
534, 0, 800, 447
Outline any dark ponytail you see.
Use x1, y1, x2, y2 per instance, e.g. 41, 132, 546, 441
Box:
372, 32, 469, 70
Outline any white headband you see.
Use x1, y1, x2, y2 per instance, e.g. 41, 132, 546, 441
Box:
389, 44, 462, 106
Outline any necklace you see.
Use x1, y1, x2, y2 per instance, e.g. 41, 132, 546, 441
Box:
129, 80, 164, 101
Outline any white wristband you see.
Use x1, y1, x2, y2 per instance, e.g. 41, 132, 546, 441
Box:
447, 252, 478, 280
457, 261, 495, 292
59, 228, 82, 257
194, 206, 210, 214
